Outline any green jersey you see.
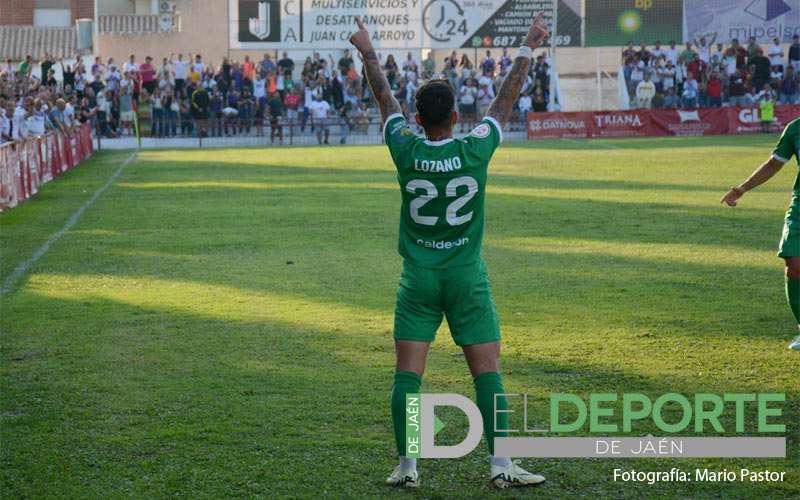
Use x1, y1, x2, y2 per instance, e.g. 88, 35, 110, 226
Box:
384, 113, 502, 268
774, 117, 800, 193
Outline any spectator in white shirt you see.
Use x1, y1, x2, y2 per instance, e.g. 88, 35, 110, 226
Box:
682, 76, 698, 108
307, 94, 331, 145
651, 41, 664, 60
253, 72, 267, 116
405, 78, 417, 112
770, 65, 784, 87
158, 57, 173, 89
630, 60, 645, 91
650, 57, 663, 91
91, 56, 105, 83
172, 53, 189, 95
105, 66, 120, 92
12, 101, 27, 140
476, 80, 494, 116
123, 54, 138, 74
694, 33, 716, 63
518, 91, 532, 129
3, 60, 17, 82
402, 52, 418, 72
192, 54, 205, 75
458, 79, 477, 132
665, 41, 679, 66
64, 99, 76, 127
26, 100, 47, 136
659, 61, 676, 92
768, 38, 784, 69
74, 70, 86, 96
635, 73, 657, 108
120, 72, 133, 93
0, 108, 10, 143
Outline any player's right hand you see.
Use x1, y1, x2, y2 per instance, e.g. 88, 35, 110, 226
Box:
349, 17, 372, 54
720, 186, 745, 207
523, 12, 550, 49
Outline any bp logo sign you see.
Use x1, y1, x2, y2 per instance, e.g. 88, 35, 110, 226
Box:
239, 0, 281, 42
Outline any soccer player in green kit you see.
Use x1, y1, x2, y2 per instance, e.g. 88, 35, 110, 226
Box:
721, 117, 800, 351
349, 13, 550, 489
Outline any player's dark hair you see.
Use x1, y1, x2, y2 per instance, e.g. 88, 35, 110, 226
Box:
415, 80, 455, 129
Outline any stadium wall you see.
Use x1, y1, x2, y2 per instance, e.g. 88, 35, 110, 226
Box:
0, 0, 93, 26
96, 1, 227, 62
0, 0, 35, 25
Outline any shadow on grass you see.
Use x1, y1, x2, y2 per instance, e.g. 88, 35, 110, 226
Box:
488, 173, 786, 194
2, 289, 798, 498
2, 161, 791, 343
99, 158, 788, 254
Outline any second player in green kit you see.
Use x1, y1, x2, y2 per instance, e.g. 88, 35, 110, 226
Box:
722, 117, 800, 351
775, 119, 800, 261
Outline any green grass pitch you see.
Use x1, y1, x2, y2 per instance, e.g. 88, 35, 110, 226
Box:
1, 136, 799, 498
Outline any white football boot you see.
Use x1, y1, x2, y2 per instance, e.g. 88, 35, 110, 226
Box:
491, 461, 545, 489
386, 465, 419, 488
789, 333, 800, 351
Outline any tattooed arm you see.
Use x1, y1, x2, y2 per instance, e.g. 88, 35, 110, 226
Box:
486, 13, 549, 124
349, 17, 402, 123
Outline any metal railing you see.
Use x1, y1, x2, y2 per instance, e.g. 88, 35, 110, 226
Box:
94, 111, 533, 148
97, 15, 181, 35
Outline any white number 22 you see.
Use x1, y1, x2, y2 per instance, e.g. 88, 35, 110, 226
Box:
406, 176, 478, 226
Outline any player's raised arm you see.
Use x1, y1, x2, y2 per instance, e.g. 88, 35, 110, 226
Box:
486, 13, 549, 124
721, 156, 785, 206
349, 17, 402, 123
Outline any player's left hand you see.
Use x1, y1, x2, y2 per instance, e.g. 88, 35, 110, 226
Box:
720, 186, 745, 207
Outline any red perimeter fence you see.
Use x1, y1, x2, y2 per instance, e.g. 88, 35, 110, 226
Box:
0, 123, 94, 211
526, 105, 800, 140
3, 107, 799, 210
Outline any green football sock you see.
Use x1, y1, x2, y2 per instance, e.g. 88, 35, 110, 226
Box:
391, 371, 421, 456
786, 277, 800, 324
474, 371, 509, 456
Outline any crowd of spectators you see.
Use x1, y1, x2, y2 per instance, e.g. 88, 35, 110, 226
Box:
624, 34, 800, 111
4, 34, 798, 145
1, 48, 552, 144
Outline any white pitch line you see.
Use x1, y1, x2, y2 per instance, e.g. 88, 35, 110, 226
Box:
1, 150, 138, 295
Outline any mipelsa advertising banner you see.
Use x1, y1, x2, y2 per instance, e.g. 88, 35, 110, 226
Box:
684, 0, 800, 45
585, 0, 684, 47
228, 0, 581, 50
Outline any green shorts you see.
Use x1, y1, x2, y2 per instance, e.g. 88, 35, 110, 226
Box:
778, 199, 800, 258
394, 259, 501, 346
